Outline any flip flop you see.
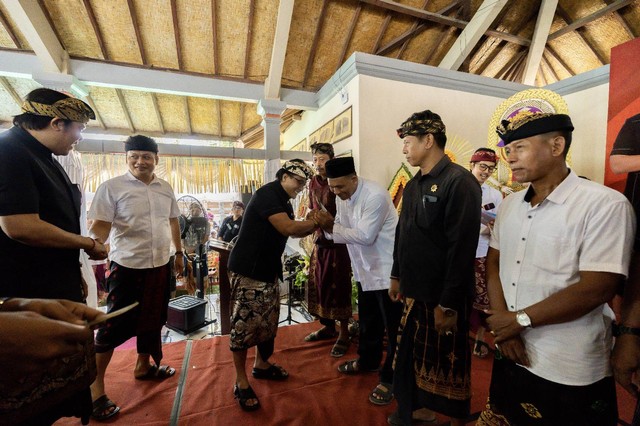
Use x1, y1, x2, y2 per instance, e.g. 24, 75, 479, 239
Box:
330, 339, 350, 358
369, 382, 394, 406
252, 363, 289, 380
473, 341, 490, 358
135, 364, 176, 380
337, 359, 378, 375
91, 394, 120, 421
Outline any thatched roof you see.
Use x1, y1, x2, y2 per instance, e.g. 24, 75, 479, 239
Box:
0, 0, 637, 149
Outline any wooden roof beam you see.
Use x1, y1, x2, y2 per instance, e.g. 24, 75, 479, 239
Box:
545, 45, 576, 76
438, 0, 508, 71
243, 0, 255, 78
377, 0, 458, 57
0, 76, 22, 106
0, 8, 22, 49
3, 0, 67, 72
83, 94, 106, 129
521, 0, 557, 85
495, 49, 526, 80
82, 0, 107, 59
504, 51, 526, 82
126, 0, 147, 65
549, 0, 634, 40
360, 0, 530, 46
115, 89, 134, 132
372, 13, 392, 54
541, 53, 560, 82
395, 0, 433, 59
604, 0, 636, 38
170, 0, 183, 70
211, 0, 219, 75
554, 4, 606, 65
216, 99, 222, 137
239, 103, 245, 137
302, 0, 328, 88
183, 97, 192, 134
423, 7, 463, 65
338, 4, 361, 65
150, 93, 165, 134
264, 0, 294, 99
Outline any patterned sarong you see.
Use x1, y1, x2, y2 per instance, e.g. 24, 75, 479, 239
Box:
477, 356, 617, 426
307, 243, 352, 321
228, 272, 280, 351
393, 299, 471, 421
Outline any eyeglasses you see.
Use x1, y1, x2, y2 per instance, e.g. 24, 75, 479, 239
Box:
475, 163, 496, 173
290, 175, 306, 186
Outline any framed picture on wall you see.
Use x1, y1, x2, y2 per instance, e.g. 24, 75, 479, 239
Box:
318, 121, 334, 143
336, 149, 352, 158
309, 130, 320, 147
332, 107, 352, 143
291, 138, 308, 152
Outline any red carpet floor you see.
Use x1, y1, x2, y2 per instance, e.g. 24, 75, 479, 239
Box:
55, 321, 636, 425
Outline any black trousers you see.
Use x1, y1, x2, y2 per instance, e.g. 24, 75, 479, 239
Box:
356, 282, 403, 384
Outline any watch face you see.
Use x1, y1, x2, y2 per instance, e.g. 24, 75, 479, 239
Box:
517, 311, 531, 327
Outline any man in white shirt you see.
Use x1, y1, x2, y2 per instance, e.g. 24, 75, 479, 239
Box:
316, 157, 402, 407
478, 113, 635, 426
87, 135, 184, 420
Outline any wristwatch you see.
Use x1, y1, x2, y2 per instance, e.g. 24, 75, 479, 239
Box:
612, 321, 640, 337
438, 305, 456, 317
516, 310, 532, 328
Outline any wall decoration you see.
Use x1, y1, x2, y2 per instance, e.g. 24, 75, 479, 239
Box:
319, 121, 334, 143
291, 138, 309, 152
336, 150, 352, 158
387, 163, 413, 215
332, 107, 352, 143
487, 88, 569, 193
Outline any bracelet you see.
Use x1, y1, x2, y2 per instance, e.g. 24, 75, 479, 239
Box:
613, 321, 640, 337
87, 237, 96, 251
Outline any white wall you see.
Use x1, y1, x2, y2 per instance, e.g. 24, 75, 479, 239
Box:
562, 83, 609, 183
357, 75, 508, 187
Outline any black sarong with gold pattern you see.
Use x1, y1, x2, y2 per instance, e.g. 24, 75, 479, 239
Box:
393, 298, 471, 423
477, 356, 617, 426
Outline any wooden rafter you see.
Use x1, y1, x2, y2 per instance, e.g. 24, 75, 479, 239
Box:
377, 0, 458, 57
372, 13, 392, 54
183, 97, 192, 134
521, 0, 557, 85
338, 4, 361, 66
126, 0, 146, 65
360, 0, 530, 46
474, 2, 538, 76
150, 93, 165, 134
302, 0, 328, 88
541, 53, 560, 81
545, 45, 576, 75
548, 0, 634, 41
239, 103, 245, 137
505, 52, 527, 82
395, 0, 432, 59
244, 0, 255, 78
211, 0, 219, 75
423, 7, 463, 65
554, 4, 605, 65
0, 8, 21, 49
536, 58, 549, 86
170, 0, 183, 69
216, 99, 222, 137
83, 94, 106, 129
36, 0, 65, 51
495, 49, 526, 80
604, 0, 636, 38
542, 49, 570, 76
115, 89, 134, 132
82, 0, 107, 59
0, 77, 22, 105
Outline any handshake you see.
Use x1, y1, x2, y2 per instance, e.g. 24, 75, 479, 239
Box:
306, 209, 335, 232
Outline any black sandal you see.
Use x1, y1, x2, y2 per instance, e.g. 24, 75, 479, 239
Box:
252, 363, 289, 380
233, 383, 260, 411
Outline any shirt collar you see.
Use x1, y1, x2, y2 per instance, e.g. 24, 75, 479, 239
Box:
125, 170, 159, 185
417, 155, 451, 179
523, 169, 578, 205
348, 177, 364, 202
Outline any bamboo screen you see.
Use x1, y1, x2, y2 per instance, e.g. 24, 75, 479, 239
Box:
82, 153, 264, 194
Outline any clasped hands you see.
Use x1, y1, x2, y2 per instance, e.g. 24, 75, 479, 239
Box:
485, 309, 530, 367
306, 209, 334, 232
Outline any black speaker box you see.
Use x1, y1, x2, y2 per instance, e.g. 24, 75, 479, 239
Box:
167, 295, 207, 334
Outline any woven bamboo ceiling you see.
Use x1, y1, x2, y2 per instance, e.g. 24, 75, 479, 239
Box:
0, 0, 637, 150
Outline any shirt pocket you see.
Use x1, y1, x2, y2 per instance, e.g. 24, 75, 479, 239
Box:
530, 233, 573, 275
414, 194, 443, 230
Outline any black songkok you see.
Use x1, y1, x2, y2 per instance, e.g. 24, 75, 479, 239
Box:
496, 113, 574, 146
325, 157, 356, 178
125, 135, 159, 153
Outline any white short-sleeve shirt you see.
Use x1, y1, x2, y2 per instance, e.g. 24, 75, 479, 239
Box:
476, 183, 503, 258
490, 171, 635, 385
89, 171, 180, 269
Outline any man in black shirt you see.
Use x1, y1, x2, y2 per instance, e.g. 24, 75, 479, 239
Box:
389, 110, 481, 426
227, 160, 317, 412
218, 200, 244, 243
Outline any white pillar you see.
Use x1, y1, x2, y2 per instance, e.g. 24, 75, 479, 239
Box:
257, 99, 287, 182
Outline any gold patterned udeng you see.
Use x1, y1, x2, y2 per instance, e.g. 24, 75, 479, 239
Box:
21, 97, 96, 123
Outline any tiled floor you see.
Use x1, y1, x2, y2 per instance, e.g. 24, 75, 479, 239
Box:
161, 292, 314, 344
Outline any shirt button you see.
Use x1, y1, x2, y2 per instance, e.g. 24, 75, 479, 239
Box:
522, 237, 526, 241
528, 215, 532, 219
516, 261, 521, 264
510, 305, 514, 309
512, 283, 516, 286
